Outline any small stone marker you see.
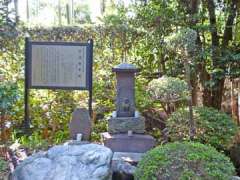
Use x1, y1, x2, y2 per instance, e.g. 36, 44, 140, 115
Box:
69, 108, 91, 141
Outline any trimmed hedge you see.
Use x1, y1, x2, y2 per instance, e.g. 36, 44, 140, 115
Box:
135, 142, 235, 180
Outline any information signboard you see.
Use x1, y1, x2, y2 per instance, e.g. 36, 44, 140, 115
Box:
24, 38, 93, 129
27, 41, 92, 90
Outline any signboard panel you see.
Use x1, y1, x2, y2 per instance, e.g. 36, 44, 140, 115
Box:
24, 39, 93, 129
27, 41, 92, 90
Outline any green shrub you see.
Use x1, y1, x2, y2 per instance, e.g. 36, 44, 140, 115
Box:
148, 76, 189, 103
0, 82, 19, 115
167, 106, 238, 151
0, 158, 8, 172
91, 119, 108, 142
135, 142, 235, 180
136, 77, 154, 111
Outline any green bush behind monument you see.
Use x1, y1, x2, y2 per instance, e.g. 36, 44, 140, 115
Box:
167, 106, 238, 151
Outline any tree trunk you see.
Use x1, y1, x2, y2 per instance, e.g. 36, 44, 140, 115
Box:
36, 0, 39, 19
190, 72, 198, 106
71, 0, 74, 24
187, 0, 200, 106
199, 48, 212, 107
14, 0, 19, 24
222, 0, 238, 47
0, 112, 6, 143
66, 4, 70, 25
26, 0, 29, 23
101, 0, 106, 15
206, 0, 223, 110
58, 0, 62, 26
207, 0, 238, 109
238, 91, 240, 124
184, 56, 195, 140
212, 0, 238, 109
197, 30, 212, 107
231, 80, 238, 123
211, 79, 225, 110
160, 49, 166, 75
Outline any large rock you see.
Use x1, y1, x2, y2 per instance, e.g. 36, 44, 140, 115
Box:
12, 144, 113, 180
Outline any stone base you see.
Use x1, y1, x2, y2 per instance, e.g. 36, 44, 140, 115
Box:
101, 132, 155, 153
108, 113, 145, 134
111, 152, 143, 173
112, 173, 133, 180
111, 152, 143, 180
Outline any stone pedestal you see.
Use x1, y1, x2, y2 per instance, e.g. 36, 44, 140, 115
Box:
108, 111, 145, 134
111, 152, 143, 180
101, 132, 155, 153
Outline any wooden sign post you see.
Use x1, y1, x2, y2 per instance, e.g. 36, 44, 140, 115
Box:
24, 38, 93, 129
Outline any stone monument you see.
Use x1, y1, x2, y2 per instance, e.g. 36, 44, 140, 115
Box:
69, 108, 91, 141
113, 63, 137, 117
101, 63, 155, 153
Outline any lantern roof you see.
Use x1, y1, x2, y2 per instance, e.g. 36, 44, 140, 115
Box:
112, 63, 139, 73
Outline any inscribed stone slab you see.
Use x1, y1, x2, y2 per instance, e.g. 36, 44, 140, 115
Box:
69, 108, 91, 140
